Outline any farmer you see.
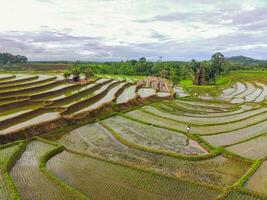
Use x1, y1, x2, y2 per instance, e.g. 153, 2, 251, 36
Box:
186, 124, 191, 134
185, 124, 191, 145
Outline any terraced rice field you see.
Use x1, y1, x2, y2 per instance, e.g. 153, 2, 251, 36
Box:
0, 74, 158, 136
57, 123, 249, 188
0, 72, 266, 199
11, 141, 77, 200
47, 150, 219, 200
245, 161, 267, 195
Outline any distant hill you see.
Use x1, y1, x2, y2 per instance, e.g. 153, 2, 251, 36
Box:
226, 56, 267, 66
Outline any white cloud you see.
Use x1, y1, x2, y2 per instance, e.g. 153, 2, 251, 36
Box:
0, 0, 266, 60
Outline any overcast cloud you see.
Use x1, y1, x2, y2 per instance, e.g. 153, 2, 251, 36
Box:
0, 0, 266, 61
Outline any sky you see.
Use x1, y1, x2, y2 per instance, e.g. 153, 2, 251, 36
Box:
0, 0, 267, 61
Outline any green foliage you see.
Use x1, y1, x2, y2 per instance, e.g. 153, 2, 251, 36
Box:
70, 66, 81, 80
189, 52, 228, 85
63, 70, 71, 79
0, 53, 27, 65
227, 55, 267, 70
68, 58, 189, 83
65, 64, 95, 81
82, 68, 94, 80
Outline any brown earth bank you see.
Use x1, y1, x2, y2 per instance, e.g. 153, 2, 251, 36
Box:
0, 95, 173, 144
137, 77, 174, 93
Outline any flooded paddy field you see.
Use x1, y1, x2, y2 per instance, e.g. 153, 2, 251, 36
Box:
0, 71, 266, 199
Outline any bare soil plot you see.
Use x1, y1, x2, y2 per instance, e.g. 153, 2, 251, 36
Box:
102, 115, 206, 155
58, 123, 250, 187
226, 134, 267, 159
47, 150, 220, 200
245, 161, 267, 196
10, 141, 76, 200
202, 120, 267, 146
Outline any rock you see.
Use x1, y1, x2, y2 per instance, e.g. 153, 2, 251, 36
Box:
137, 77, 173, 93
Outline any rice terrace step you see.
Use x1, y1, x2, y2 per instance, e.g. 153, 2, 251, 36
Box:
0, 70, 266, 200
1, 1, 267, 199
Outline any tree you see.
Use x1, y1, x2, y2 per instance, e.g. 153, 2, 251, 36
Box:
83, 68, 94, 80
138, 57, 146, 63
70, 66, 80, 81
189, 59, 204, 85
211, 52, 225, 76
63, 70, 71, 80
202, 61, 216, 84
0, 52, 28, 65
160, 69, 170, 79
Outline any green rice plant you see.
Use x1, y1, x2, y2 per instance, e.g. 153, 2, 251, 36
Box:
0, 76, 57, 92
223, 189, 266, 200
47, 149, 220, 200
0, 75, 39, 86
0, 140, 26, 200
10, 140, 81, 200
0, 75, 16, 82
37, 138, 89, 200
57, 122, 250, 187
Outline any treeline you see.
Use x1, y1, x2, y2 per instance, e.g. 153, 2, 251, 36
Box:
228, 63, 267, 71
74, 53, 228, 85
75, 57, 190, 83
0, 53, 28, 65
189, 52, 228, 85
